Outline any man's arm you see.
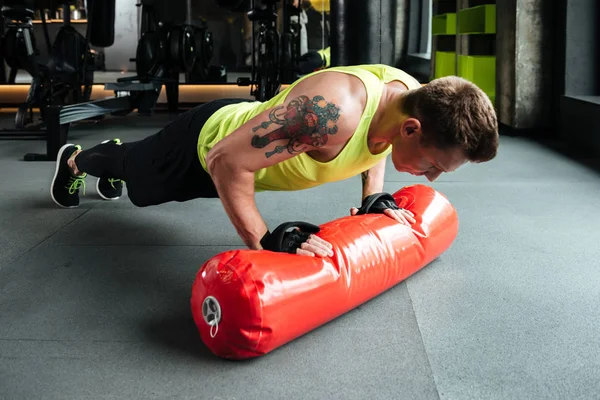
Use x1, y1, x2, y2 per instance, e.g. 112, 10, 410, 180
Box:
206, 153, 266, 249
360, 157, 387, 200
352, 156, 416, 225
206, 75, 357, 250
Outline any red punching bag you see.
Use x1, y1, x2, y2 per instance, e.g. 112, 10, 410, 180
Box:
190, 184, 459, 359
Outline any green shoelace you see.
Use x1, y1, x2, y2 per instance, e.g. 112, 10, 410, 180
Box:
107, 178, 122, 189
66, 174, 87, 195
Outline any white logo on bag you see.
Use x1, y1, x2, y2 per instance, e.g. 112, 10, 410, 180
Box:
202, 296, 221, 338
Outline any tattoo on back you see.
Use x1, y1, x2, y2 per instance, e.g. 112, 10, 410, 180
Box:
251, 95, 341, 158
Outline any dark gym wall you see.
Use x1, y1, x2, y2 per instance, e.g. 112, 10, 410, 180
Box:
393, 0, 410, 65
557, 0, 600, 153
304, 6, 330, 51
563, 0, 600, 96
492, 0, 600, 154
496, 0, 555, 131
191, 2, 247, 69
330, 0, 398, 66
395, 0, 426, 81
148, 0, 188, 25
190, 1, 331, 71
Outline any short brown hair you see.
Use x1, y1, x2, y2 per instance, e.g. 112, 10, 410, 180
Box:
402, 76, 499, 162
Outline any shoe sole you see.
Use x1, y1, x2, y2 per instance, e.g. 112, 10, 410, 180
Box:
50, 143, 78, 209
97, 139, 122, 201
96, 178, 121, 201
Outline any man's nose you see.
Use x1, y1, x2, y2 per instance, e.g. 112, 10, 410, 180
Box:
426, 170, 442, 182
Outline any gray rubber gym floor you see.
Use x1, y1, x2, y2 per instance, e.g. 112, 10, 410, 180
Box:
1, 112, 599, 400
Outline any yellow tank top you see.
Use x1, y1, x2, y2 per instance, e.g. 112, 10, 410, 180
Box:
308, 0, 330, 13
197, 64, 422, 192
317, 47, 331, 68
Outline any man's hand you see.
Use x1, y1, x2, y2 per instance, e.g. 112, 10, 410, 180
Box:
350, 206, 416, 225
350, 192, 416, 226
261, 221, 334, 257
295, 234, 333, 257
367, 207, 416, 225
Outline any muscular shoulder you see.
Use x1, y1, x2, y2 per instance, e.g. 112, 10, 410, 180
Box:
281, 72, 367, 146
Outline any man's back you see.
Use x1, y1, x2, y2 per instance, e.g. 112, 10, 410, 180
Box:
197, 65, 422, 191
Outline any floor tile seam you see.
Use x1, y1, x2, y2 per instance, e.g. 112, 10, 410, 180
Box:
0, 209, 93, 271
406, 281, 442, 400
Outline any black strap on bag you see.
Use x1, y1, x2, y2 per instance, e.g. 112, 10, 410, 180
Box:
355, 193, 401, 215
260, 221, 321, 253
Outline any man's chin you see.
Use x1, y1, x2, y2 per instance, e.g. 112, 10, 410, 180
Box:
396, 167, 421, 176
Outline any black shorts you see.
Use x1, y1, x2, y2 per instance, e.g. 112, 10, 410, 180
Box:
123, 98, 250, 207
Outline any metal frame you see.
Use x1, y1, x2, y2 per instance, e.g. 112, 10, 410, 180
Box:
0, 81, 162, 161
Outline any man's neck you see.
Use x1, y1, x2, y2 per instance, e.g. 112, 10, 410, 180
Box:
369, 83, 409, 144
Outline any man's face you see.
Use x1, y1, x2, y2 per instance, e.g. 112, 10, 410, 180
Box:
391, 123, 468, 182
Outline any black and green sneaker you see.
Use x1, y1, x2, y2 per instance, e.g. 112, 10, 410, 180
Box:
51, 143, 87, 208
96, 138, 123, 200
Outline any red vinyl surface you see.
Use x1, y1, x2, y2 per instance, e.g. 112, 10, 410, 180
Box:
191, 184, 459, 359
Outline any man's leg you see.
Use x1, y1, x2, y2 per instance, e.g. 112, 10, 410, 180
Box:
50, 139, 132, 208
50, 99, 247, 209
78, 138, 128, 201
50, 126, 201, 209
117, 98, 252, 206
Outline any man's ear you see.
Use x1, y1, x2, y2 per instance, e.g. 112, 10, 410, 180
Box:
402, 118, 422, 137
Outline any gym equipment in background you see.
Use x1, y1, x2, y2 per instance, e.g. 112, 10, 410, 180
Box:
1, 5, 38, 85
232, 0, 301, 101
280, 0, 301, 84
186, 18, 216, 83
0, 0, 169, 161
0, 1, 95, 130
236, 0, 281, 101
191, 184, 459, 359
121, 0, 210, 112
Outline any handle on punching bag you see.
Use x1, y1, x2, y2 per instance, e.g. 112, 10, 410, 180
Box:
260, 221, 321, 253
